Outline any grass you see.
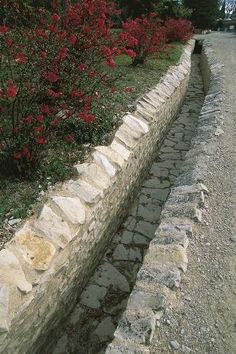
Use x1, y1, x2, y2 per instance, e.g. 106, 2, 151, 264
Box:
0, 43, 183, 230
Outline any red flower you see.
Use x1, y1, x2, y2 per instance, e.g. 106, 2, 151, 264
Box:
0, 127, 4, 134
36, 114, 44, 123
6, 82, 17, 98
123, 87, 135, 93
47, 89, 63, 99
44, 71, 59, 83
0, 25, 9, 34
14, 52, 27, 64
57, 47, 69, 60
79, 111, 95, 124
22, 147, 31, 160
5, 37, 13, 48
24, 115, 33, 124
50, 118, 60, 127
64, 134, 74, 143
13, 152, 22, 160
105, 58, 116, 69
78, 63, 86, 72
58, 31, 67, 41
36, 136, 47, 145
41, 105, 50, 114
34, 126, 43, 134
35, 29, 49, 40
51, 13, 61, 22
71, 90, 83, 98
68, 35, 77, 45
40, 51, 48, 59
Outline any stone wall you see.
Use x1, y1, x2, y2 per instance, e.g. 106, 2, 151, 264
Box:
0, 40, 195, 354
106, 40, 224, 354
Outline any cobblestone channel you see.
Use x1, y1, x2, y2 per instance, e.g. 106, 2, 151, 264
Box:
52, 54, 205, 354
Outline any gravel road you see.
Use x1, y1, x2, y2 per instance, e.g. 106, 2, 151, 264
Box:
150, 32, 236, 354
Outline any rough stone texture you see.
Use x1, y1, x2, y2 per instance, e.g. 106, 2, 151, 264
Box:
53, 44, 208, 354
0, 284, 9, 333
106, 41, 223, 354
0, 40, 196, 354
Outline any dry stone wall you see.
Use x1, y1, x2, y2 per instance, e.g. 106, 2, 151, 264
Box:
106, 40, 224, 354
0, 40, 195, 354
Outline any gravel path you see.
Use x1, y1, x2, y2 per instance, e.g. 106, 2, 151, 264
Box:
52, 55, 205, 354
150, 32, 236, 354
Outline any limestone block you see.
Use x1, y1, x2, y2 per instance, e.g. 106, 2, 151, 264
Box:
137, 265, 181, 290
110, 139, 131, 161
93, 316, 116, 339
127, 289, 165, 311
66, 179, 102, 205
0, 283, 9, 333
115, 308, 156, 345
162, 202, 202, 223
115, 127, 138, 148
146, 244, 188, 273
80, 284, 107, 309
147, 91, 165, 104
152, 229, 189, 249
95, 146, 125, 167
14, 222, 56, 271
93, 151, 117, 177
0, 249, 32, 293
91, 262, 130, 292
74, 163, 111, 190
52, 196, 86, 225
106, 339, 150, 354
113, 245, 142, 262
136, 102, 156, 122
35, 205, 72, 249
134, 221, 156, 240
120, 123, 144, 140
123, 114, 149, 134
158, 218, 193, 237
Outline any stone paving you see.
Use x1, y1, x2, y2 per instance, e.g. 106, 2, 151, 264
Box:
52, 54, 205, 354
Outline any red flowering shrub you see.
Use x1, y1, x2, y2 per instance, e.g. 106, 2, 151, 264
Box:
120, 13, 166, 66
0, 0, 135, 174
164, 19, 193, 43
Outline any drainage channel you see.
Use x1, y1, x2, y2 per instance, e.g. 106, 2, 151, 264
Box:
52, 53, 205, 354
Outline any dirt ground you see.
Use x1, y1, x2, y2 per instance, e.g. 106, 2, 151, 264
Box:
150, 32, 236, 354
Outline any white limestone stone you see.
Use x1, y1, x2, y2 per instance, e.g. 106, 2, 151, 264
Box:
0, 250, 32, 294
123, 114, 149, 134
35, 205, 72, 249
14, 222, 56, 271
110, 139, 131, 161
75, 163, 111, 190
52, 196, 86, 225
93, 151, 117, 177
66, 179, 103, 204
0, 283, 9, 333
115, 127, 138, 148
95, 146, 125, 167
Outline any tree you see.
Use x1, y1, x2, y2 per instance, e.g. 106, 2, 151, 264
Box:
183, 0, 219, 29
115, 0, 191, 20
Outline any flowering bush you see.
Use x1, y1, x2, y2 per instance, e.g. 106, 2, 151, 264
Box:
119, 13, 166, 66
0, 0, 135, 174
164, 19, 193, 43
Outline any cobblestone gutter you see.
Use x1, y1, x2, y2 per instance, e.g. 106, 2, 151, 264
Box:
106, 41, 224, 354
0, 41, 195, 354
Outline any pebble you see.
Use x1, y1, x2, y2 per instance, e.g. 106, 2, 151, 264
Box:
8, 218, 21, 226
170, 340, 180, 350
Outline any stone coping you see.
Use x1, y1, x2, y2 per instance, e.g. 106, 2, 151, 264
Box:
0, 40, 195, 354
106, 41, 224, 353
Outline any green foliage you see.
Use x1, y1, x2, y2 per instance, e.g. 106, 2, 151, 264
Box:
183, 0, 219, 29
115, 0, 191, 20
